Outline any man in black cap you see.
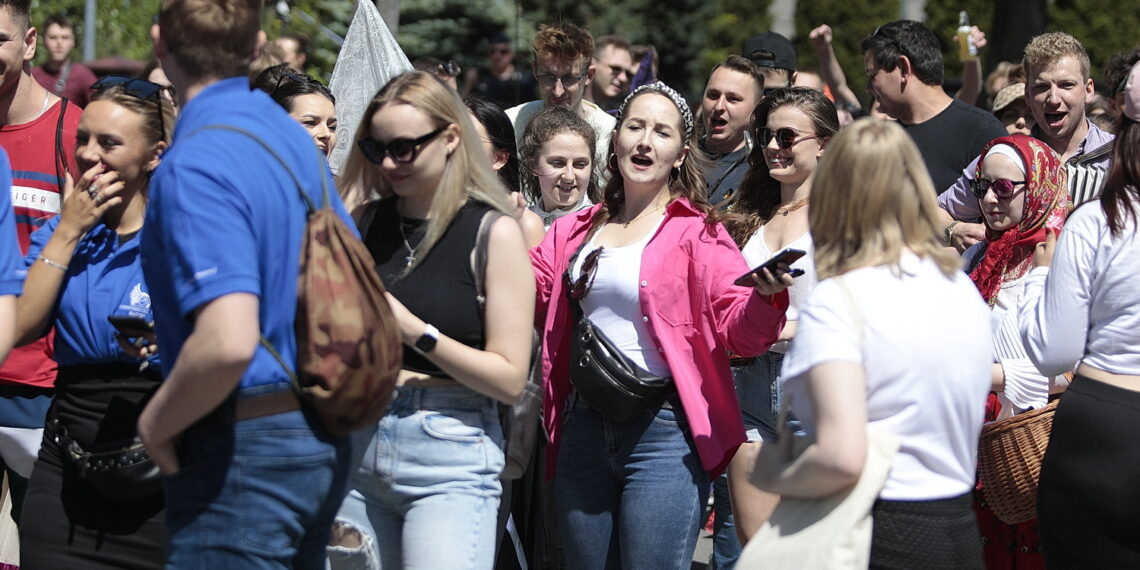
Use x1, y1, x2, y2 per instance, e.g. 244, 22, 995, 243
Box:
743, 31, 796, 92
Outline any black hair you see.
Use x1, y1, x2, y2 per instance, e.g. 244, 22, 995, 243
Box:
251, 63, 334, 112
861, 20, 944, 86
464, 95, 520, 192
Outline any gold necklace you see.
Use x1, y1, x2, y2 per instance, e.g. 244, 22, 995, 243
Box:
776, 198, 809, 217
618, 204, 664, 228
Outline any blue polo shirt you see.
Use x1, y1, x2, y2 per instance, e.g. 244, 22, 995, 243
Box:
0, 149, 23, 297
141, 77, 351, 391
25, 216, 160, 368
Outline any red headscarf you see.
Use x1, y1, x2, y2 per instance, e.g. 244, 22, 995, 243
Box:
969, 135, 1071, 305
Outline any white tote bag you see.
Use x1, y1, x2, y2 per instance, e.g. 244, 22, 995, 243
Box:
738, 274, 898, 569
737, 428, 899, 569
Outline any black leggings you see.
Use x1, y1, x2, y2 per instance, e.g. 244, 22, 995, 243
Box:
1037, 374, 1140, 568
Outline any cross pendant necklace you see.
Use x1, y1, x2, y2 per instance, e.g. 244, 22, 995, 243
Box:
398, 216, 418, 268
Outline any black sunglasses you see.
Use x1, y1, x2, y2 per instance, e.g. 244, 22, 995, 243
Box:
757, 127, 818, 150
358, 125, 449, 165
92, 75, 168, 142
969, 177, 1027, 200
566, 246, 603, 301
270, 67, 310, 98
536, 70, 587, 89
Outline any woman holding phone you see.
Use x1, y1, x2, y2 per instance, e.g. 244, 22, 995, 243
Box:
530, 82, 790, 568
716, 87, 839, 552
15, 77, 175, 569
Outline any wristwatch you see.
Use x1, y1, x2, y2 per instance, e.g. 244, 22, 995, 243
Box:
413, 324, 439, 355
943, 221, 961, 245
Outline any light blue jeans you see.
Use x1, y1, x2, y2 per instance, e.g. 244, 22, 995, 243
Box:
327, 385, 505, 570
554, 397, 709, 570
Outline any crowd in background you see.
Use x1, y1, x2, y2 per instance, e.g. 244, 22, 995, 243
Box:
0, 0, 1136, 569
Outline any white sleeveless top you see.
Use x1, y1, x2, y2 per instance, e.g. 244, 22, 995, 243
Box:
740, 225, 817, 353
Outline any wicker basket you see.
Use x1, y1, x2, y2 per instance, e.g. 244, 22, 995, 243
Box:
977, 399, 1059, 525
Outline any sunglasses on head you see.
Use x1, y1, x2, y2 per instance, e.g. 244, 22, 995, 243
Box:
91, 75, 168, 141
757, 127, 818, 150
969, 177, 1027, 200
358, 125, 449, 165
270, 67, 310, 98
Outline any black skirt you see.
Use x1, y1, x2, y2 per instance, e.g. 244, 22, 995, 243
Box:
869, 492, 983, 569
18, 364, 167, 570
1037, 374, 1140, 568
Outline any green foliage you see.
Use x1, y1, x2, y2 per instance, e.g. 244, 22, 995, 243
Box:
396, 0, 517, 73
703, 0, 772, 77
31, 0, 156, 64
793, 0, 898, 104
1051, 0, 1140, 85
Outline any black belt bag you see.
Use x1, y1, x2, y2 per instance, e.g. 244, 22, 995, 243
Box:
48, 418, 162, 502
569, 312, 674, 422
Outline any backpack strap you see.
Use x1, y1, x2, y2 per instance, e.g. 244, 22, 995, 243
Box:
54, 98, 69, 191
472, 209, 505, 314
1071, 141, 1114, 166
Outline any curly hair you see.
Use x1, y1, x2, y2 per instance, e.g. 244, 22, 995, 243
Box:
1023, 32, 1090, 81
517, 105, 598, 205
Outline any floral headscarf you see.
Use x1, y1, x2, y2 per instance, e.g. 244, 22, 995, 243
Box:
969, 134, 1071, 305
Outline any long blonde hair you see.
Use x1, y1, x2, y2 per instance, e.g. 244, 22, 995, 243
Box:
337, 72, 515, 267
810, 119, 960, 279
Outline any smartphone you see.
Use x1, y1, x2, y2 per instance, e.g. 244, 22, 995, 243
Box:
108, 315, 154, 339
734, 248, 807, 287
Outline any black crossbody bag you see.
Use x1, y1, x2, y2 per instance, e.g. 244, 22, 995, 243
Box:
564, 240, 674, 421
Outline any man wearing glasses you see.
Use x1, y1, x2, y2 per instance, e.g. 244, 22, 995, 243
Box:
506, 22, 616, 184
139, 0, 353, 566
586, 35, 633, 110
463, 31, 538, 110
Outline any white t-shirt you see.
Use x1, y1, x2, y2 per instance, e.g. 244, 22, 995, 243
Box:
1019, 202, 1140, 376
740, 226, 817, 353
569, 223, 670, 376
781, 253, 992, 501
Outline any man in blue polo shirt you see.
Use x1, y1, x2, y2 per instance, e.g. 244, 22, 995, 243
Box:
0, 149, 23, 364
137, 0, 353, 566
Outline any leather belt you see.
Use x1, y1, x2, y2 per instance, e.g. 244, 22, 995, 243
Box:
234, 390, 302, 421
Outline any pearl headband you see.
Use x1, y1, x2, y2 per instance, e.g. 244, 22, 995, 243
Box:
616, 81, 694, 139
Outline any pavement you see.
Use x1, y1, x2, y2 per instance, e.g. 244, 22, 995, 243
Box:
691, 528, 713, 569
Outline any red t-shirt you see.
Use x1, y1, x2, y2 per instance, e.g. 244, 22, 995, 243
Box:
32, 62, 97, 108
0, 97, 81, 387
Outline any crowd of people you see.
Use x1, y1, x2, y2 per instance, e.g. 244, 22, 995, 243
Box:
0, 0, 1136, 569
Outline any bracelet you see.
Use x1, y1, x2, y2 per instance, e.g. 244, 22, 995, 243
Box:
943, 221, 961, 245
38, 255, 68, 271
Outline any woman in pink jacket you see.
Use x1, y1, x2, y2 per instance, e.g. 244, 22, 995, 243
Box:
530, 82, 790, 569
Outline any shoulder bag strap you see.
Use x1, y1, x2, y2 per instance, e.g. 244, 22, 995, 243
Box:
54, 98, 68, 190
471, 209, 504, 314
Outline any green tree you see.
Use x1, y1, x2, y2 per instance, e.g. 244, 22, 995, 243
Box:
701, 0, 773, 77
31, 0, 155, 64
1050, 0, 1140, 85
794, 0, 898, 105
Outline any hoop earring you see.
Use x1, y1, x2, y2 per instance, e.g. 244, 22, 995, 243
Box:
670, 166, 680, 180
607, 153, 618, 172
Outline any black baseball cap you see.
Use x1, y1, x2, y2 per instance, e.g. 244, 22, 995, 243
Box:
743, 32, 796, 72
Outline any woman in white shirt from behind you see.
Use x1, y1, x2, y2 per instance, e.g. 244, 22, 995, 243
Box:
753, 120, 991, 568
1018, 61, 1140, 568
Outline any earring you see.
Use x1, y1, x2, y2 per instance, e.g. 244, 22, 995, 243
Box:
607, 153, 618, 172
670, 166, 680, 179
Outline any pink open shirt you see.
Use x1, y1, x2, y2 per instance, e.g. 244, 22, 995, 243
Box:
531, 198, 788, 477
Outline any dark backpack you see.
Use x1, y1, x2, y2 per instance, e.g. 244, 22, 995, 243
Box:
471, 211, 544, 480
199, 126, 402, 436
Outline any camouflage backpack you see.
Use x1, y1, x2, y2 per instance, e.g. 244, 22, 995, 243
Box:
200, 126, 402, 435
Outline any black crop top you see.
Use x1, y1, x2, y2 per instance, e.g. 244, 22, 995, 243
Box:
365, 197, 492, 377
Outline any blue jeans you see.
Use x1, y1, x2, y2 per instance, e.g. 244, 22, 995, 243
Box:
710, 352, 787, 569
328, 385, 505, 570
555, 398, 709, 570
164, 403, 350, 569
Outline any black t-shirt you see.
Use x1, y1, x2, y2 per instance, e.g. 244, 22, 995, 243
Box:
902, 98, 1007, 195
474, 68, 539, 110
365, 198, 491, 377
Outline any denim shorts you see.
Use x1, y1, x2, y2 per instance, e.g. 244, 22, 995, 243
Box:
329, 385, 505, 570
